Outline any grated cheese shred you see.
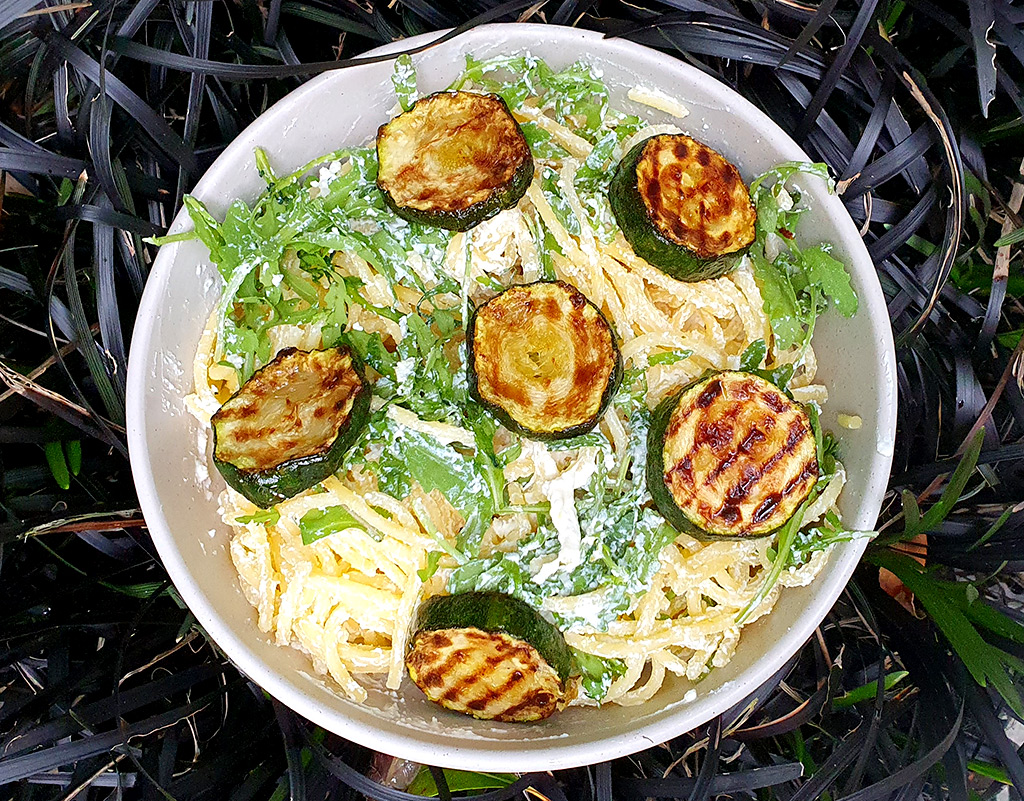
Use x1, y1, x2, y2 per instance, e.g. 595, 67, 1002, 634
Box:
186, 91, 842, 710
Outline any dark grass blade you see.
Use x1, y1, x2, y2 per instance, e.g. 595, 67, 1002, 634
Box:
841, 67, 897, 181
867, 34, 967, 346
793, 0, 879, 142
52, 60, 75, 149
49, 215, 129, 440
777, 0, 840, 69
4, 664, 222, 756
867, 186, 938, 264
688, 715, 721, 801
965, 683, 1024, 794
552, 0, 597, 25
831, 699, 962, 801
111, 159, 149, 295
968, 0, 998, 116
92, 200, 128, 401
0, 694, 216, 784
0, 265, 74, 342
0, 0, 43, 29
596, 761, 612, 801
2, 2, 1024, 800
87, 90, 126, 214
843, 125, 935, 199
280, 2, 384, 38
44, 32, 198, 174
54, 202, 165, 236
175, 0, 212, 210
109, 0, 552, 80
616, 763, 805, 798
0, 148, 86, 177
272, 700, 308, 801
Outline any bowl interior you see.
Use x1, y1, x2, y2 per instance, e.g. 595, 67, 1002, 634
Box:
126, 24, 896, 771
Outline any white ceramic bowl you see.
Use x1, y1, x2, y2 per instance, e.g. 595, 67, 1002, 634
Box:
126, 23, 897, 772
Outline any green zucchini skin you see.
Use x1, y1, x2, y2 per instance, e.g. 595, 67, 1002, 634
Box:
646, 371, 818, 541
647, 392, 723, 539
376, 91, 534, 232
379, 153, 533, 232
408, 592, 573, 721
212, 347, 371, 508
608, 136, 752, 281
414, 591, 573, 683
466, 280, 623, 441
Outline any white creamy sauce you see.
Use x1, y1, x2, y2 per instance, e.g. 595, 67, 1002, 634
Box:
532, 448, 600, 584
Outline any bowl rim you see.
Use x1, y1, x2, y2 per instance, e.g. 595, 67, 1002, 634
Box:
126, 22, 897, 771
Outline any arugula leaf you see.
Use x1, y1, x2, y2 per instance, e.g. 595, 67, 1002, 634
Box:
344, 329, 397, 380
520, 122, 570, 160
573, 649, 626, 701
530, 213, 560, 280
740, 339, 767, 371
804, 402, 827, 475
574, 131, 618, 190
391, 53, 417, 112
648, 349, 692, 366
235, 508, 280, 526
449, 54, 552, 108
611, 519, 680, 593
750, 252, 806, 351
790, 523, 874, 567
747, 162, 856, 353
540, 166, 581, 237
737, 502, 807, 624
299, 507, 367, 545
376, 423, 496, 552
800, 246, 858, 317
182, 195, 228, 273
448, 550, 539, 599
417, 550, 444, 582
749, 161, 833, 195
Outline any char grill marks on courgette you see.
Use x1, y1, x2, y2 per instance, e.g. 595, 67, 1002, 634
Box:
647, 371, 818, 540
609, 134, 756, 281
407, 592, 573, 722
467, 280, 622, 440
212, 346, 371, 508
376, 91, 534, 231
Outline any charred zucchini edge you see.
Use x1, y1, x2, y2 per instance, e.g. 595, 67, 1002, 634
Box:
212, 346, 371, 508
608, 135, 754, 282
645, 371, 818, 540
466, 280, 623, 441
376, 91, 534, 232
413, 591, 573, 683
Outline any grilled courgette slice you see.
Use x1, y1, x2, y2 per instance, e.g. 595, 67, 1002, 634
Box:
376, 91, 534, 231
609, 134, 756, 281
407, 592, 572, 722
467, 280, 622, 440
647, 371, 818, 540
212, 346, 371, 508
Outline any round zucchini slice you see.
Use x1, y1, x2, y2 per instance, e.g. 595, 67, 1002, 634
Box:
212, 346, 371, 508
646, 371, 818, 540
467, 280, 622, 440
376, 91, 534, 232
407, 592, 572, 722
608, 134, 756, 281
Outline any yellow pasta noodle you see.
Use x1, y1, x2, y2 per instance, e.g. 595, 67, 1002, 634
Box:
185, 67, 850, 711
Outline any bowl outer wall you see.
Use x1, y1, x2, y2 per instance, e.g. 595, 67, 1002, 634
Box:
126, 24, 897, 771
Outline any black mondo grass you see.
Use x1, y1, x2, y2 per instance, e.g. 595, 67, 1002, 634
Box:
1, 0, 1023, 798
